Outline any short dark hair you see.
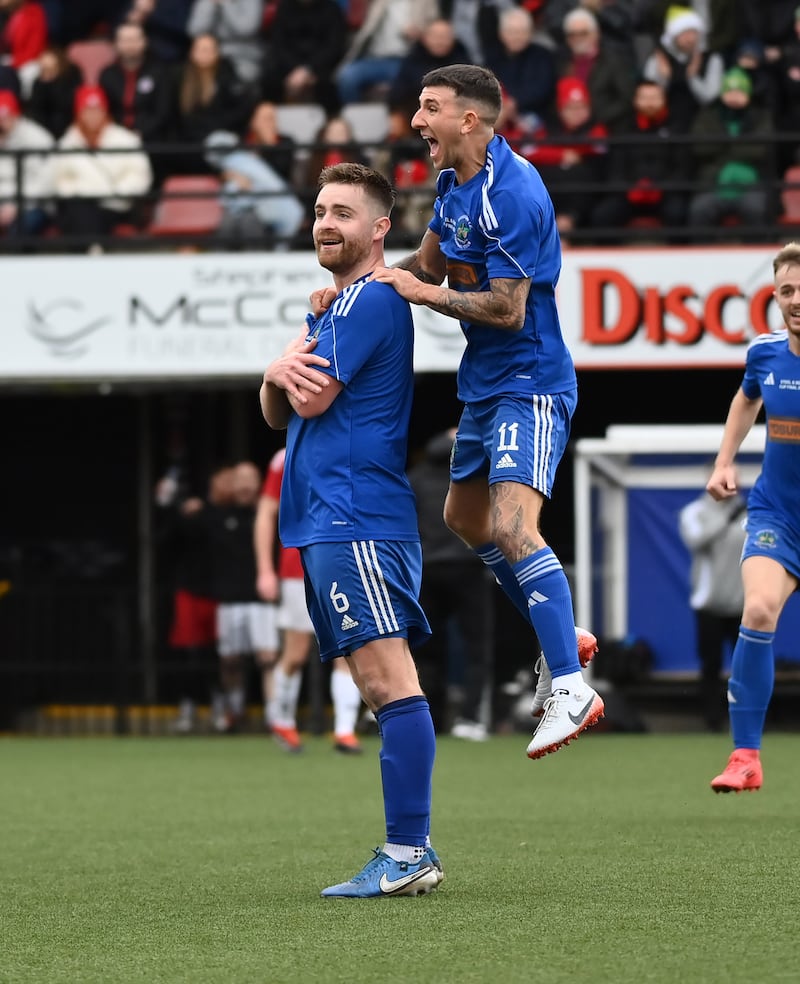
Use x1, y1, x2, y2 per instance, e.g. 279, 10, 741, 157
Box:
420, 64, 502, 124
318, 162, 395, 216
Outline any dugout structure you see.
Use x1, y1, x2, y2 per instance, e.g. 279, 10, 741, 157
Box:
573, 425, 800, 676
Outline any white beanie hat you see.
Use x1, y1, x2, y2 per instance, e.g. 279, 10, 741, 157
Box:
662, 6, 704, 44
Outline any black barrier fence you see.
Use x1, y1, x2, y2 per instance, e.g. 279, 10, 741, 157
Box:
2, 132, 800, 254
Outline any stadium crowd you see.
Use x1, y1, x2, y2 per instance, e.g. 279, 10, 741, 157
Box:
2, 0, 800, 247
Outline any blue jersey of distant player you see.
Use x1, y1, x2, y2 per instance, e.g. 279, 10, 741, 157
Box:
428, 133, 576, 404
741, 329, 800, 537
280, 275, 420, 547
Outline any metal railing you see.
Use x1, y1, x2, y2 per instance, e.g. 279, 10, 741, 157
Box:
2, 131, 800, 253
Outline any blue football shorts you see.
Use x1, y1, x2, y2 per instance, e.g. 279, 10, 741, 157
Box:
450, 391, 578, 497
742, 509, 800, 582
299, 540, 432, 661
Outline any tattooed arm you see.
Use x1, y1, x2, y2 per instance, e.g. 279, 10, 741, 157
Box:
392, 228, 448, 285
371, 267, 530, 332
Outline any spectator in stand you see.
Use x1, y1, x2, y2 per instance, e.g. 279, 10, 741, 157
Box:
0, 88, 54, 236
442, 0, 515, 66
26, 45, 81, 139
522, 76, 608, 240
187, 0, 264, 87
486, 6, 556, 137
124, 0, 194, 64
245, 98, 299, 187
634, 0, 749, 66
541, 0, 636, 59
204, 126, 305, 245
641, 6, 723, 133
99, 22, 175, 183
555, 6, 636, 133
304, 115, 367, 190
771, 10, 800, 170
686, 66, 773, 237
53, 84, 152, 243
255, 446, 364, 753
590, 79, 689, 240
260, 0, 347, 116
0, 0, 48, 97
99, 23, 175, 143
387, 18, 470, 142
335, 0, 437, 107
173, 32, 254, 172
732, 38, 775, 114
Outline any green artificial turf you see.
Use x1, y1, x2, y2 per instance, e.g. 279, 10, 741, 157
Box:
2, 733, 799, 984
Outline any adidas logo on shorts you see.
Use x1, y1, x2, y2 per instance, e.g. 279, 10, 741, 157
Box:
341, 614, 360, 631
496, 453, 517, 469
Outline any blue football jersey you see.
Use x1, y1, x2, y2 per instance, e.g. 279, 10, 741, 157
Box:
428, 134, 576, 404
280, 275, 420, 547
742, 330, 800, 534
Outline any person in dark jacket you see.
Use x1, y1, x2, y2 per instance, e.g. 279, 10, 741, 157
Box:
26, 44, 81, 138
590, 79, 688, 239
173, 31, 254, 173
408, 429, 496, 739
486, 6, 556, 135
260, 0, 347, 117
99, 21, 175, 182
387, 18, 470, 142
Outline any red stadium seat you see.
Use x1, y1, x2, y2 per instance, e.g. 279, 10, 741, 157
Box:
148, 176, 223, 237
67, 40, 116, 84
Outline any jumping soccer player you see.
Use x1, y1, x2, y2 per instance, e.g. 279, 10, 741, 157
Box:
369, 64, 603, 758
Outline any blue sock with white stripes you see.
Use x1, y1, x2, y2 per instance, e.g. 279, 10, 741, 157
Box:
474, 542, 529, 621
728, 625, 774, 750
376, 695, 435, 847
511, 547, 580, 677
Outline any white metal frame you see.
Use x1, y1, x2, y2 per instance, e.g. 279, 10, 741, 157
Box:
573, 424, 766, 639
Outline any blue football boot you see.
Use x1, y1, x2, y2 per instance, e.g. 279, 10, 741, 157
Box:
320, 848, 439, 898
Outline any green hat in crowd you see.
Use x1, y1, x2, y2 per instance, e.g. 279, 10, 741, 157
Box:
721, 67, 752, 97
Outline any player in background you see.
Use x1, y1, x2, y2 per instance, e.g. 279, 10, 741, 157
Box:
255, 445, 364, 753
260, 163, 440, 898
367, 64, 602, 758
707, 242, 800, 793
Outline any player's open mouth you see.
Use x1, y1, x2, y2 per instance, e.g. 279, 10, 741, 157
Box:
424, 137, 439, 159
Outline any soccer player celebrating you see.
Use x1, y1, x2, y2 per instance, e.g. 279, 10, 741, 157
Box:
370, 64, 603, 758
707, 242, 800, 793
260, 163, 441, 898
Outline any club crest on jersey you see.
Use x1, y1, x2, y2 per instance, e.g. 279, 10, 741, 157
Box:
754, 529, 778, 548
455, 215, 472, 249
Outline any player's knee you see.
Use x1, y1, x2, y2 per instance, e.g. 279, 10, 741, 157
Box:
742, 594, 781, 632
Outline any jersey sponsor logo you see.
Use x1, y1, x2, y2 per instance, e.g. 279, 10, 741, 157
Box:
495, 452, 517, 469
767, 417, 800, 443
527, 590, 549, 607
445, 260, 479, 287
340, 614, 360, 631
455, 214, 472, 249
763, 372, 775, 385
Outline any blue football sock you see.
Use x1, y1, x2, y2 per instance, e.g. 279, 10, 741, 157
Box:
474, 542, 529, 621
728, 626, 774, 750
512, 547, 580, 676
376, 695, 435, 847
